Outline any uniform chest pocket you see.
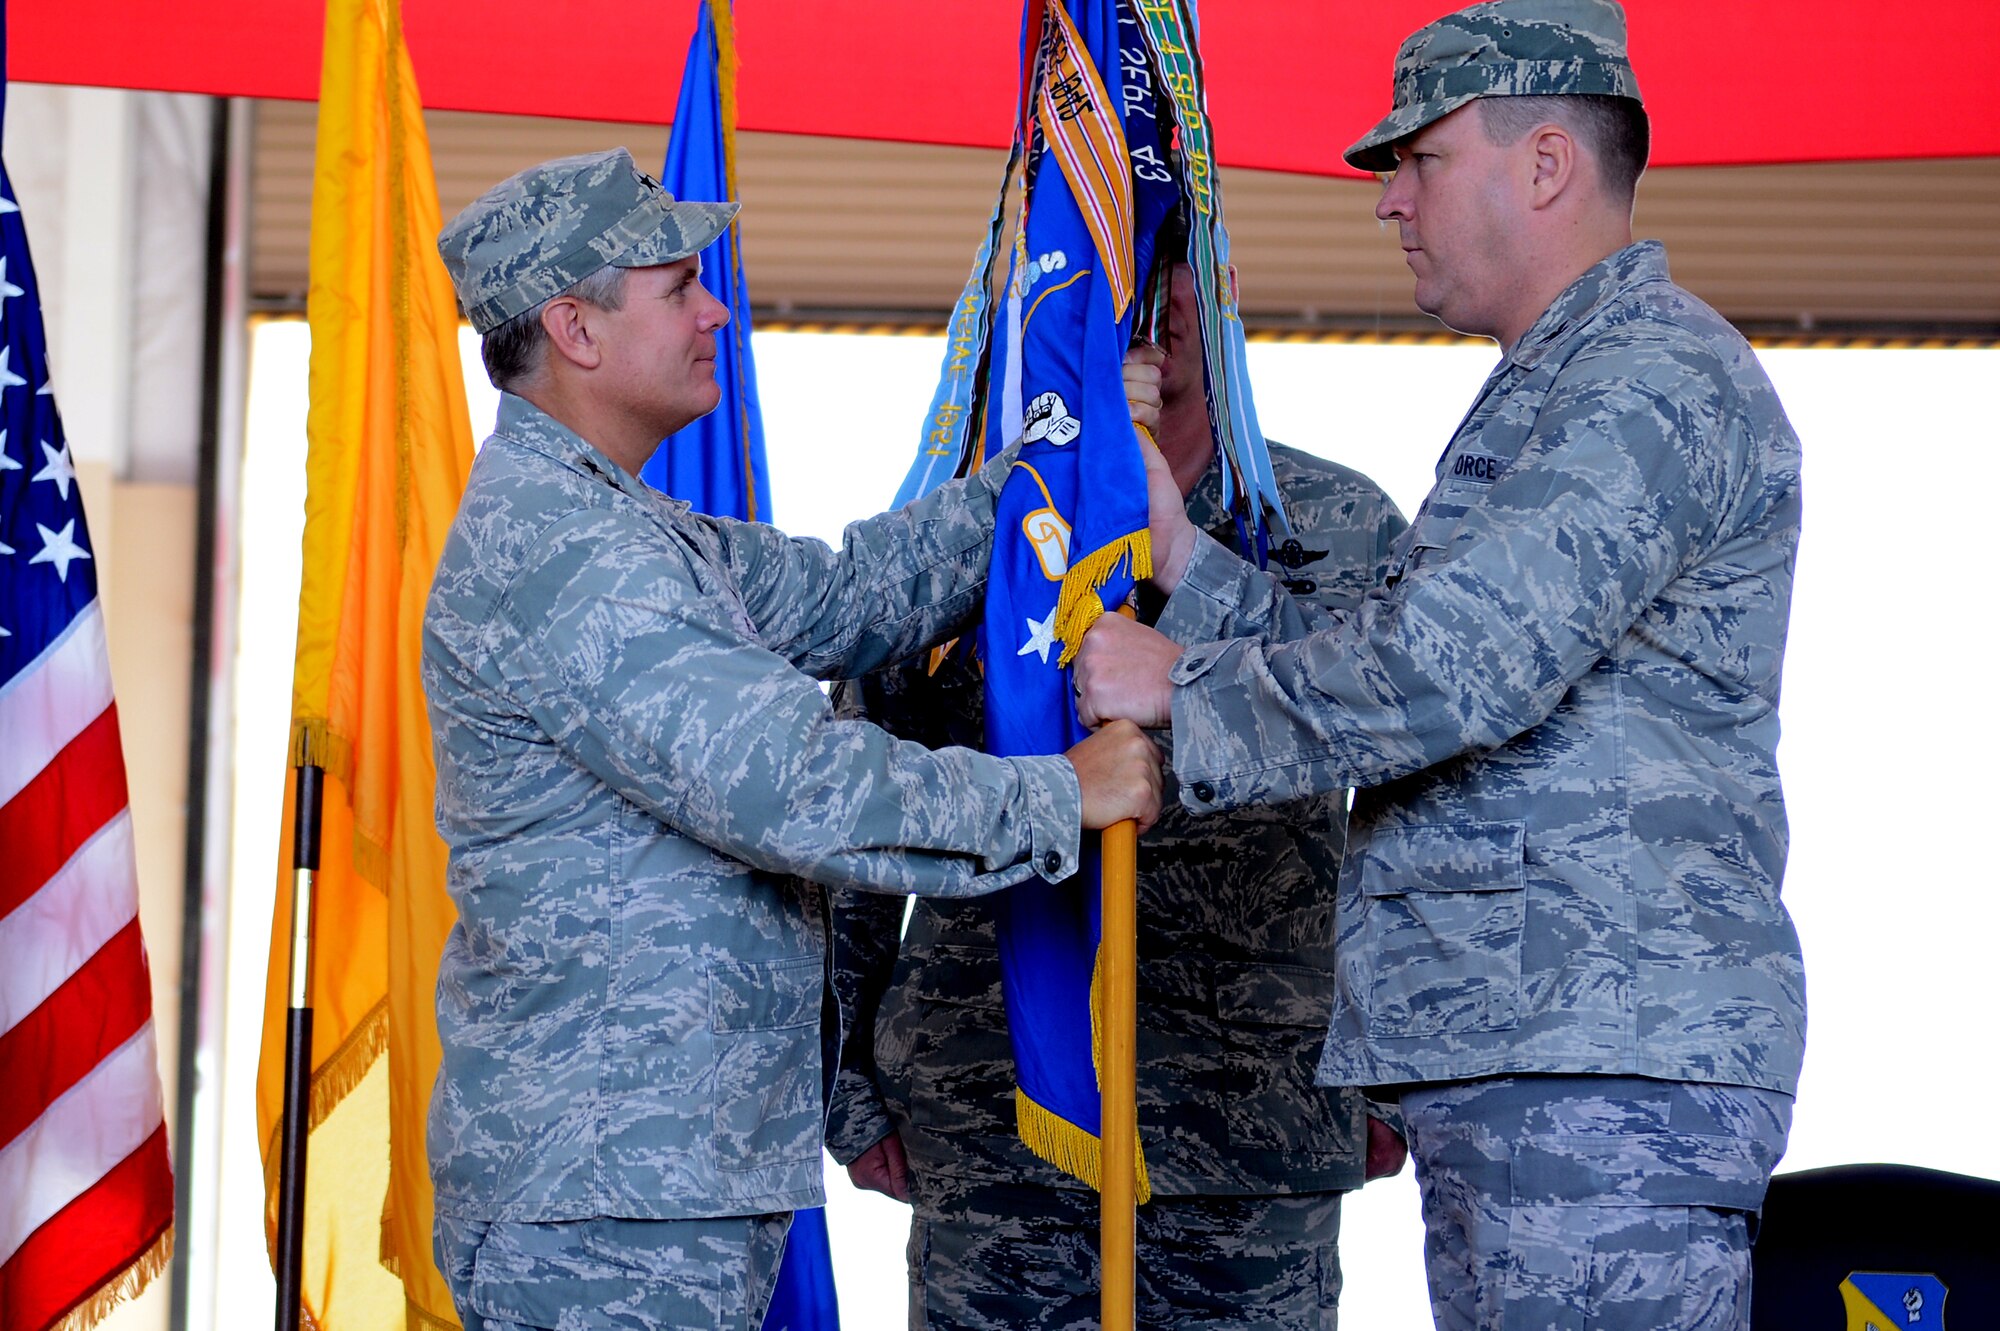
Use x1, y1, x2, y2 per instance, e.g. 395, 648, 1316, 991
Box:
1356, 823, 1524, 1037
1384, 503, 1463, 586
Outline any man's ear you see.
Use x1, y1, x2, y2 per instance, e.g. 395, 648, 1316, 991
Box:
1529, 123, 1579, 210
540, 295, 603, 371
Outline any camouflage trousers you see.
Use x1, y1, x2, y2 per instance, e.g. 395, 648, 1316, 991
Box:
1398, 1076, 1793, 1331
434, 1211, 789, 1331
907, 1178, 1344, 1330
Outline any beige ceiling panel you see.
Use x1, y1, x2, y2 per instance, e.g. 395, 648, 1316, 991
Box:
250, 99, 1999, 338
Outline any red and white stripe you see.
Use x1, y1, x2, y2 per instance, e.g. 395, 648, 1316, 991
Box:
0, 599, 173, 1331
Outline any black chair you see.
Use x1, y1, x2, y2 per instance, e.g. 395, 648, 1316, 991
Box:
1750, 1164, 2000, 1329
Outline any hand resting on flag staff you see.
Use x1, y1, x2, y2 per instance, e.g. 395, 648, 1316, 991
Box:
1066, 718, 1164, 832
1072, 614, 1180, 731
1063, 343, 1196, 734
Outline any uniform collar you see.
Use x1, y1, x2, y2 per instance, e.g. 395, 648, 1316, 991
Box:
1183, 456, 1230, 533
494, 392, 684, 512
1505, 239, 1670, 372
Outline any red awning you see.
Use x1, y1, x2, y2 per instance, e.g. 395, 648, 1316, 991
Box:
11, 0, 1999, 174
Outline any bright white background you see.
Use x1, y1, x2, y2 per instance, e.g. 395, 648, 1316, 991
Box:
220, 325, 2000, 1329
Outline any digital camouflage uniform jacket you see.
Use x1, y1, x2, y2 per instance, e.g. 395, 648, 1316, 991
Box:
1157, 244, 1808, 1096
826, 444, 1407, 1198
422, 394, 1084, 1224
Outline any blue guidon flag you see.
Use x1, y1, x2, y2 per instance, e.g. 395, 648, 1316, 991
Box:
891, 0, 1281, 1198
978, 0, 1175, 1194
639, 0, 773, 524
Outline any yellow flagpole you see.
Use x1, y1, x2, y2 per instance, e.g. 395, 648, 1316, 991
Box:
1099, 815, 1138, 1329
1099, 603, 1141, 1330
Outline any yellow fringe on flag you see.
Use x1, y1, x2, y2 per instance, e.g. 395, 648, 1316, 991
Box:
1016, 1089, 1152, 1204
1009, 936, 1154, 1203
1053, 531, 1151, 666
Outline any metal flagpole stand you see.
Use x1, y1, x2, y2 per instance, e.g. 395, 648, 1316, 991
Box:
273, 762, 324, 1331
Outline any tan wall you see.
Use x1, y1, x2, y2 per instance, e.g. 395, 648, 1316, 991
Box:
78, 461, 196, 1331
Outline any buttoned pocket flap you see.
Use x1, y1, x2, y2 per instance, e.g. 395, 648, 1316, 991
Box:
1214, 962, 1336, 1028
907, 945, 1005, 1010
1357, 823, 1526, 1036
1357, 823, 1525, 897
709, 955, 822, 1033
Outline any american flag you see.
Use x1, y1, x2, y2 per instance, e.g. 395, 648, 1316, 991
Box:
0, 148, 175, 1329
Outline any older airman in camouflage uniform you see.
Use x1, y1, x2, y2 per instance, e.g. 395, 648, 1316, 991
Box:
826, 262, 1409, 1330
1076, 4, 1807, 1329
422, 148, 1162, 1331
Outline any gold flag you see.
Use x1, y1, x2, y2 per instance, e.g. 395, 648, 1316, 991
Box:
253, 0, 473, 1323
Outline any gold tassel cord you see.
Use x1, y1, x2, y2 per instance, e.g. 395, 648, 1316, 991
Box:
288, 717, 354, 787
287, 719, 396, 894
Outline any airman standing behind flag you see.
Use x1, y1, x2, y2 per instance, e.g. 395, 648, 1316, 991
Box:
421, 147, 1163, 1331
1076, 3, 1808, 1328
829, 257, 1410, 1330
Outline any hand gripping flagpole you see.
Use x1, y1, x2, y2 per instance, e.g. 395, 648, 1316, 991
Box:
273, 762, 323, 1331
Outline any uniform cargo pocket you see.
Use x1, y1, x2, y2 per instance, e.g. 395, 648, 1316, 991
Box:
906, 945, 1005, 1011
1214, 962, 1336, 1029
709, 956, 824, 1172
1215, 962, 1349, 1154
1359, 823, 1525, 1037
895, 947, 1016, 1142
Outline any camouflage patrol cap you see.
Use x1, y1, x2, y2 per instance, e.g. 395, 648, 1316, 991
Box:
438, 147, 738, 333
1344, 0, 1641, 173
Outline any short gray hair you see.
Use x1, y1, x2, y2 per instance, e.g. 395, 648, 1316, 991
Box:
1478, 95, 1649, 204
479, 264, 631, 391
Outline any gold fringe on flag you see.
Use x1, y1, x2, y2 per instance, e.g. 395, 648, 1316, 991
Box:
1009, 934, 1154, 1204
1053, 531, 1151, 666
1015, 1089, 1152, 1204
48, 1227, 174, 1331
708, 0, 739, 183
